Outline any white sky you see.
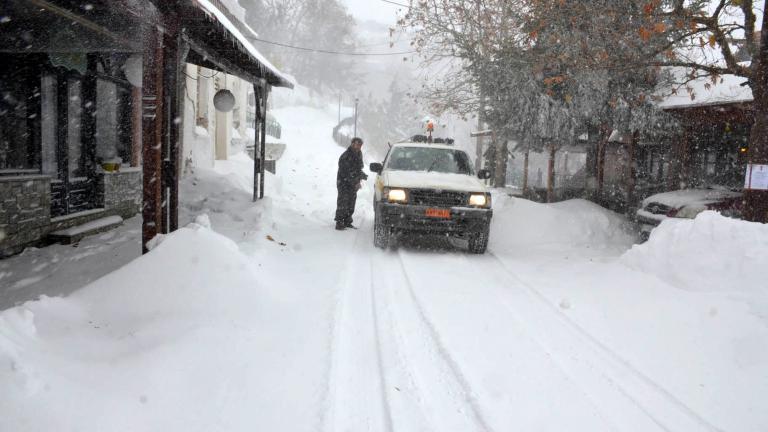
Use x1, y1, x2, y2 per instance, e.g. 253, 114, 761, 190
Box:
341, 0, 403, 25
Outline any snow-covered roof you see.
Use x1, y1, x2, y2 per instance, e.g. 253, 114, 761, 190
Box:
195, 0, 294, 88
657, 71, 752, 109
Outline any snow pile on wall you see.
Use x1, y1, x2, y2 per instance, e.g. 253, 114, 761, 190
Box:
621, 211, 768, 293
182, 103, 214, 170
0, 223, 314, 431
490, 195, 635, 250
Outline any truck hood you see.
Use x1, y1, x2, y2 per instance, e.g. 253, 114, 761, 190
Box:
382, 170, 488, 193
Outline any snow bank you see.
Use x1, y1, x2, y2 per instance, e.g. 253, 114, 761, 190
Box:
621, 211, 768, 293
490, 194, 634, 251
0, 223, 322, 432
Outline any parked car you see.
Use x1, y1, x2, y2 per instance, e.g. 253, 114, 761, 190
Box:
370, 142, 493, 253
636, 187, 743, 238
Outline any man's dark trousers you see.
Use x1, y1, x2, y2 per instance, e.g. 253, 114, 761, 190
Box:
335, 184, 357, 226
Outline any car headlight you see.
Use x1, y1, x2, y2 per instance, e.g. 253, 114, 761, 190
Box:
469, 193, 490, 207
386, 188, 407, 203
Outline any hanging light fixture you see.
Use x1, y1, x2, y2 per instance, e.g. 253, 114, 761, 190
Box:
214, 89, 236, 112
123, 54, 143, 88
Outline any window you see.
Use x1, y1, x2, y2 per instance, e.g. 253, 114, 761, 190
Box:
95, 76, 132, 167
0, 58, 41, 173
386, 147, 473, 175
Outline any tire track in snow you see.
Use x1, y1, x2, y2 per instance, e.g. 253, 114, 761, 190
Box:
486, 251, 724, 432
367, 249, 492, 432
320, 220, 393, 432
398, 251, 627, 431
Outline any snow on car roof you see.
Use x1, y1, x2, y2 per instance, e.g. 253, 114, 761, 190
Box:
642, 188, 742, 208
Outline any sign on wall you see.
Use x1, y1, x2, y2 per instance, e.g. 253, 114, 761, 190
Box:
744, 164, 768, 190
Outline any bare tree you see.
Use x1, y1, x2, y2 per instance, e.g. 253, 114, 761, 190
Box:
241, 0, 362, 91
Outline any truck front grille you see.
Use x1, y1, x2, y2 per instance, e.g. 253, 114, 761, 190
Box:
410, 189, 467, 207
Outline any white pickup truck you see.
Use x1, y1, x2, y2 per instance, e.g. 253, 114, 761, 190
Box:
369, 142, 493, 253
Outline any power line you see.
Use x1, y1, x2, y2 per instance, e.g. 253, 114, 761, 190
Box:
380, 0, 411, 7
248, 36, 416, 56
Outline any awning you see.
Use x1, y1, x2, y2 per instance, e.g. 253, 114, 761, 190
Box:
182, 0, 293, 88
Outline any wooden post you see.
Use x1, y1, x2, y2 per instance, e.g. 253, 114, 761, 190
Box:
667, 133, 682, 189
56, 72, 70, 214
597, 128, 608, 195
626, 131, 638, 212
142, 29, 164, 254
131, 86, 142, 167
680, 129, 691, 188
259, 84, 269, 199
585, 134, 597, 192
82, 54, 98, 186
27, 62, 42, 171
252, 83, 261, 201
522, 147, 529, 195
160, 34, 175, 234
547, 141, 556, 203
167, 38, 188, 233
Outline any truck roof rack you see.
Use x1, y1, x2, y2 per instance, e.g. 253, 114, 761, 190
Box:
409, 135, 454, 145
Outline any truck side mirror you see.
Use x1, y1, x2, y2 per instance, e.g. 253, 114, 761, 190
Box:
370, 162, 384, 174
478, 169, 492, 180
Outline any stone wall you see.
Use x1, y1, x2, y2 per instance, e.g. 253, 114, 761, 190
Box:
0, 169, 142, 257
98, 168, 142, 219
0, 176, 51, 257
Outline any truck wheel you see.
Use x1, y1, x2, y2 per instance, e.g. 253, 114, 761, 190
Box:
374, 211, 389, 249
468, 226, 489, 254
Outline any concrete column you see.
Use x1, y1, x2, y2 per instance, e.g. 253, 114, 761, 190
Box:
215, 109, 231, 160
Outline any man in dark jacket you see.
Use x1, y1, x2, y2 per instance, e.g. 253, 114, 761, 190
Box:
335, 137, 367, 230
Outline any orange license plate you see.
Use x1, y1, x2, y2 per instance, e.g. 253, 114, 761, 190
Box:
425, 208, 451, 218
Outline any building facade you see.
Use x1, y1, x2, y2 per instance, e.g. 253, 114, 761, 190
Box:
0, 0, 291, 256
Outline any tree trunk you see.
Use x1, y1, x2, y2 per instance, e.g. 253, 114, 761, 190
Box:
547, 142, 556, 203
626, 131, 638, 214
743, 91, 768, 223
743, 18, 768, 223
596, 125, 610, 197
522, 148, 529, 195
494, 137, 508, 188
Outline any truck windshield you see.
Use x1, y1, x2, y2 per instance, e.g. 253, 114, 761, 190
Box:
386, 147, 474, 175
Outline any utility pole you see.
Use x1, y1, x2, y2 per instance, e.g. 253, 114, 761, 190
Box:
353, 97, 359, 138
338, 93, 341, 124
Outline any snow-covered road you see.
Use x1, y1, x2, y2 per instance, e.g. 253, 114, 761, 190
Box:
281, 213, 725, 432
1, 95, 766, 431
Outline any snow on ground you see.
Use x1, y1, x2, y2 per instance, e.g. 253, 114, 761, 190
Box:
1, 89, 767, 431
490, 193, 635, 252
0, 223, 332, 432
0, 217, 142, 311
622, 211, 768, 295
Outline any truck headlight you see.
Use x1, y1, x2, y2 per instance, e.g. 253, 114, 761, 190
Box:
469, 193, 490, 207
386, 188, 408, 203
